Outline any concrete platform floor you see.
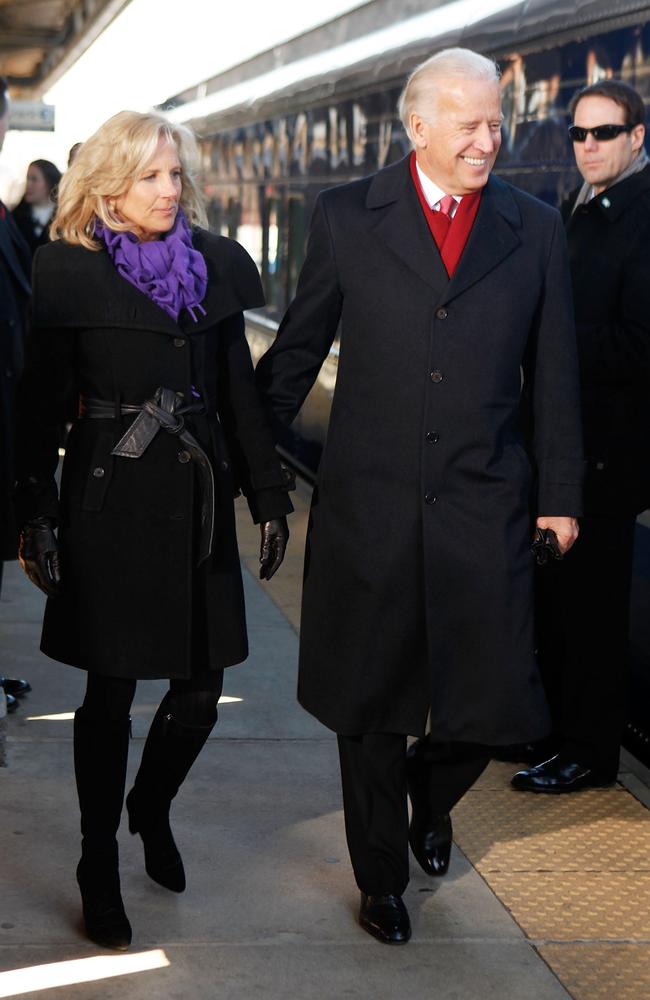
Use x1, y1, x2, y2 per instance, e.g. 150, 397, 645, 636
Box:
0, 503, 575, 1000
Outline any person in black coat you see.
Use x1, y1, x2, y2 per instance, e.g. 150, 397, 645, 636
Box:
13, 110, 292, 951
0, 76, 34, 711
256, 49, 583, 944
11, 159, 62, 257
512, 80, 650, 793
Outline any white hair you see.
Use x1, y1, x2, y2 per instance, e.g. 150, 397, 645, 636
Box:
398, 48, 501, 142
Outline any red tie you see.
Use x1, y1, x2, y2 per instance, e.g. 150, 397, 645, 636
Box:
437, 194, 456, 220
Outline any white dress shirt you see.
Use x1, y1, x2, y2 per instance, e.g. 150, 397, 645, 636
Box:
415, 161, 462, 218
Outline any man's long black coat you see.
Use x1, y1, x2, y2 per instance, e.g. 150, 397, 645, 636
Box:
256, 155, 584, 743
14, 230, 291, 679
562, 164, 650, 515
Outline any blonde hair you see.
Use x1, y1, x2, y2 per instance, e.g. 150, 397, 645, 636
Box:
52, 110, 207, 249
398, 48, 501, 143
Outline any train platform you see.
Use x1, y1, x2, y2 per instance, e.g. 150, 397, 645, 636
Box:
0, 480, 649, 1000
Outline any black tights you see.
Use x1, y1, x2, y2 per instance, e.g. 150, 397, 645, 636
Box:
82, 670, 224, 728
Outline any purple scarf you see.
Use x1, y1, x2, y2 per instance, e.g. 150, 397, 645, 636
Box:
96, 208, 208, 322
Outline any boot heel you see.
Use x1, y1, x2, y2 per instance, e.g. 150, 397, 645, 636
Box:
126, 789, 185, 893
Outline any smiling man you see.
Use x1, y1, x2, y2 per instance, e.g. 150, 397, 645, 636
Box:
256, 48, 584, 943
512, 79, 650, 794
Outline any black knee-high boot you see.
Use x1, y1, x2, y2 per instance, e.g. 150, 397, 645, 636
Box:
74, 706, 132, 950
126, 696, 216, 892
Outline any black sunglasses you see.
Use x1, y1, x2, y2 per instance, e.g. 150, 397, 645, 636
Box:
568, 123, 632, 142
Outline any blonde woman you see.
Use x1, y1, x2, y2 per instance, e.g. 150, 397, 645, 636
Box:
14, 110, 292, 950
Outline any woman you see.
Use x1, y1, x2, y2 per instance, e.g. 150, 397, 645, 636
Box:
12, 159, 62, 256
14, 111, 292, 951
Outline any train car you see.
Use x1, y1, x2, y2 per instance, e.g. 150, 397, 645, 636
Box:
165, 0, 650, 764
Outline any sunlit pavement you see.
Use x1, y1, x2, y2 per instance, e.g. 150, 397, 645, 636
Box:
0, 497, 573, 1000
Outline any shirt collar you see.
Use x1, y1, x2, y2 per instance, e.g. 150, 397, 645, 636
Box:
415, 161, 462, 214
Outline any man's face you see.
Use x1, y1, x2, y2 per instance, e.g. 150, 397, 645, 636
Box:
572, 95, 645, 194
410, 76, 502, 195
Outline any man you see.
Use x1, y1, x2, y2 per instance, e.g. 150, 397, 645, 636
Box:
256, 48, 583, 943
512, 80, 650, 794
0, 77, 33, 711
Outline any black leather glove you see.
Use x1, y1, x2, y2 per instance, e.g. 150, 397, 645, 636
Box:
19, 516, 62, 597
259, 517, 289, 581
531, 527, 563, 566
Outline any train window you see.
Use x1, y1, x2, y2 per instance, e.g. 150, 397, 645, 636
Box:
197, 18, 650, 316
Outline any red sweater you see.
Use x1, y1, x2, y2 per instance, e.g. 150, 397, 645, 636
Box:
409, 151, 481, 277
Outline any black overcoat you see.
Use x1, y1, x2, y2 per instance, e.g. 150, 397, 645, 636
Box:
0, 207, 31, 560
256, 155, 584, 743
14, 229, 292, 679
562, 164, 650, 515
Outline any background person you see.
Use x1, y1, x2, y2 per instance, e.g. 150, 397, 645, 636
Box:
0, 76, 33, 713
14, 110, 292, 951
11, 159, 62, 257
256, 48, 583, 945
512, 79, 650, 793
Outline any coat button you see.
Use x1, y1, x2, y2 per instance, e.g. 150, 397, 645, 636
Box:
173, 337, 185, 347
178, 450, 191, 464
424, 492, 437, 504
92, 467, 105, 478
430, 370, 443, 383
426, 431, 440, 443
220, 460, 229, 471
436, 307, 448, 320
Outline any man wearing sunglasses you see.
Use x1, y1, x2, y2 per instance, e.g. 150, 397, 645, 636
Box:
513, 79, 650, 794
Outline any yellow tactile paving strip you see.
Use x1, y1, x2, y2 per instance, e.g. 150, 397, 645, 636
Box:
539, 945, 650, 1000
235, 482, 650, 1000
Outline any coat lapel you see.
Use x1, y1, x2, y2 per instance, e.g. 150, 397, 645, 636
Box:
444, 175, 522, 304
367, 160, 523, 304
367, 157, 449, 296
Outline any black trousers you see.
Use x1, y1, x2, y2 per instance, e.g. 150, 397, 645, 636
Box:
337, 733, 489, 896
536, 513, 636, 773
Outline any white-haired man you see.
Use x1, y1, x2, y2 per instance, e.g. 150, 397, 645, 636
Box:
256, 48, 583, 943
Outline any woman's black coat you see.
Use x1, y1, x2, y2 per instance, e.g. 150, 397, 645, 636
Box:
14, 229, 292, 679
562, 164, 650, 515
256, 156, 584, 743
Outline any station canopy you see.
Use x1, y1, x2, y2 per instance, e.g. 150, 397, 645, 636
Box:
0, 0, 131, 97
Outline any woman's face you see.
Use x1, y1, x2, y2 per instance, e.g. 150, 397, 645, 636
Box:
25, 165, 50, 206
114, 137, 183, 240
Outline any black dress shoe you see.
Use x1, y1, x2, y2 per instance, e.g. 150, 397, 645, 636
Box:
410, 812, 452, 877
406, 741, 453, 877
0, 677, 31, 698
359, 893, 411, 944
511, 754, 617, 793
5, 692, 18, 713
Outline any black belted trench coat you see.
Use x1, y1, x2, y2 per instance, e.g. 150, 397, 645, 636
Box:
14, 229, 292, 679
256, 156, 584, 743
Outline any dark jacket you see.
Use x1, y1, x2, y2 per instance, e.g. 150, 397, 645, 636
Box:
14, 229, 292, 679
562, 164, 650, 515
0, 204, 31, 560
256, 155, 584, 742
11, 202, 53, 258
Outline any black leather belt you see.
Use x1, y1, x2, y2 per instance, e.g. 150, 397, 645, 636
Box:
79, 387, 215, 566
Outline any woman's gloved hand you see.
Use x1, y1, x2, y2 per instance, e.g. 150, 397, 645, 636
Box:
19, 516, 62, 597
259, 517, 289, 581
